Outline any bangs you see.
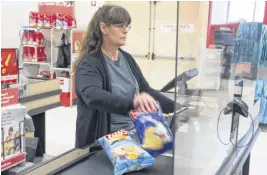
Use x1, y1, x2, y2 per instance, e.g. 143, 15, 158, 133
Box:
106, 6, 131, 25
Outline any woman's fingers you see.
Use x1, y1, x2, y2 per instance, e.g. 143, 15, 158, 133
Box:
144, 94, 157, 112
133, 92, 158, 112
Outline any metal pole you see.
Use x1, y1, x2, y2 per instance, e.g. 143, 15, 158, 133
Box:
172, 1, 179, 174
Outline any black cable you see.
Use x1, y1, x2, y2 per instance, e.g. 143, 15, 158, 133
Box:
217, 105, 255, 148
230, 108, 254, 148
217, 107, 230, 145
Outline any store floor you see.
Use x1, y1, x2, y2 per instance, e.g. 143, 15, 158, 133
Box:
45, 105, 267, 175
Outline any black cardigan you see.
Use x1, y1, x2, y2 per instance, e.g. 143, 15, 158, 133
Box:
75, 48, 175, 148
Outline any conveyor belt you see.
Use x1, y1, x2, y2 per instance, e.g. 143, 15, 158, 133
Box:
58, 151, 173, 175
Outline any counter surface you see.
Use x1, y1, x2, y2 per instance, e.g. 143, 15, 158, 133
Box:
20, 85, 260, 175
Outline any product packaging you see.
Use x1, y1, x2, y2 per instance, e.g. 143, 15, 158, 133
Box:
129, 106, 173, 157
56, 13, 63, 29
50, 14, 56, 27
97, 129, 156, 175
264, 80, 267, 99
44, 15, 51, 27
62, 15, 68, 29
254, 79, 264, 104
37, 14, 44, 27
23, 47, 29, 61
29, 11, 37, 27
22, 30, 29, 44
72, 17, 77, 28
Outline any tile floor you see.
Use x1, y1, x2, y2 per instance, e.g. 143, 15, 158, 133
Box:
45, 105, 266, 174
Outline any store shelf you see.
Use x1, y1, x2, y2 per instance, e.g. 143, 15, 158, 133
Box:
23, 61, 51, 66
53, 68, 71, 71
22, 45, 46, 48
26, 76, 51, 80
21, 26, 53, 31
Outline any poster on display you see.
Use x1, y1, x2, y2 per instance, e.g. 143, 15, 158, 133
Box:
72, 31, 85, 54
1, 105, 27, 161
1, 49, 19, 85
160, 24, 194, 33
90, 1, 105, 13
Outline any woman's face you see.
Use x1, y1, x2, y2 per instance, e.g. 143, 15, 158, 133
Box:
101, 23, 131, 47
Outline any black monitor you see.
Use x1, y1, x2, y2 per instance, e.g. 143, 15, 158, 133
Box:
160, 68, 199, 92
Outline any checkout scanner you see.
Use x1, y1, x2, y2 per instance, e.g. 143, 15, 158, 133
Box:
160, 68, 199, 96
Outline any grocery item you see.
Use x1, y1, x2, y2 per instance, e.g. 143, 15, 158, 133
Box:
129, 106, 173, 157
37, 14, 44, 27
22, 30, 28, 44
44, 15, 51, 27
56, 13, 63, 29
29, 11, 38, 27
97, 129, 156, 175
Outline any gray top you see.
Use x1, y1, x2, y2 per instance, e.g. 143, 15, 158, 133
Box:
103, 51, 139, 132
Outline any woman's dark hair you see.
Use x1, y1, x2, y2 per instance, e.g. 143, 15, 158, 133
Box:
72, 4, 131, 73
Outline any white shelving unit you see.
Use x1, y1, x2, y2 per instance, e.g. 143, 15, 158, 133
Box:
19, 26, 86, 106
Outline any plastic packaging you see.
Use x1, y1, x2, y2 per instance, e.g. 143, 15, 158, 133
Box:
44, 15, 51, 27
97, 129, 156, 175
263, 80, 267, 99
254, 79, 264, 104
37, 14, 44, 27
29, 11, 37, 27
129, 106, 173, 157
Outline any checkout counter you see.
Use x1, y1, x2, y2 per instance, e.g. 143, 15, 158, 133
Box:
15, 80, 260, 175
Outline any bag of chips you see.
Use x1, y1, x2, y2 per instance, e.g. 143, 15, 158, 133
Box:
129, 106, 173, 157
96, 129, 156, 175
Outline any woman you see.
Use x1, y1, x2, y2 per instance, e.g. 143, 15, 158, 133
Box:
73, 4, 175, 148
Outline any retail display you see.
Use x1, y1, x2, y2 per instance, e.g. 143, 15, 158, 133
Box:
129, 106, 173, 157
97, 129, 156, 175
21, 29, 47, 62
1, 104, 27, 171
29, 11, 76, 29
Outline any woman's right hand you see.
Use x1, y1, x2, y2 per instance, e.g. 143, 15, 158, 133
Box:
133, 92, 157, 112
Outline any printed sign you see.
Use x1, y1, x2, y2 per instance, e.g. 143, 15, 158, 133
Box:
1, 88, 19, 107
1, 153, 26, 171
1, 49, 18, 85
160, 24, 194, 33
72, 31, 85, 53
39, 1, 74, 16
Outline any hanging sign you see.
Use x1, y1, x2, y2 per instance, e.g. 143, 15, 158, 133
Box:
38, 1, 74, 16
160, 24, 194, 33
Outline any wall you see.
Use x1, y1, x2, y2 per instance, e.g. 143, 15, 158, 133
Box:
1, 1, 38, 48
1, 1, 211, 90
107, 1, 210, 90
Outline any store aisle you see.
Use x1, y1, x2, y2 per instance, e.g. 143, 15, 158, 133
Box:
45, 106, 267, 174
45, 106, 77, 156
